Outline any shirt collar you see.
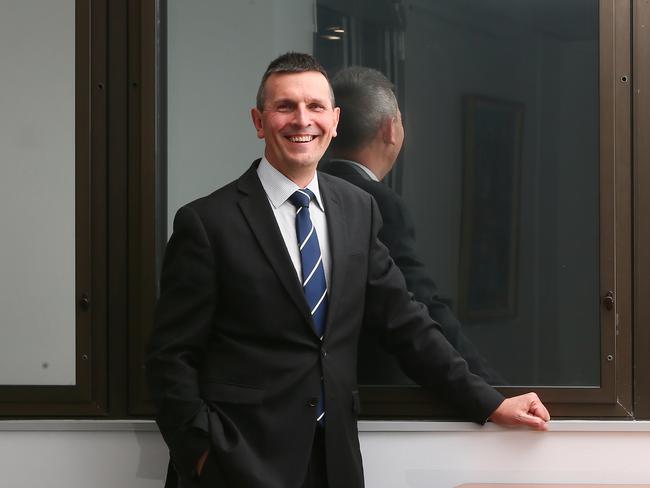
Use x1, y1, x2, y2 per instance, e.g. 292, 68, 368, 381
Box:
336, 159, 380, 182
257, 157, 325, 211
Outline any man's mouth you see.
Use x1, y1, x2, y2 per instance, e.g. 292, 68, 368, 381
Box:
287, 135, 316, 143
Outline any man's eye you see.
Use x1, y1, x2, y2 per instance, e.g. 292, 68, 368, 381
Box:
276, 105, 292, 112
309, 104, 325, 111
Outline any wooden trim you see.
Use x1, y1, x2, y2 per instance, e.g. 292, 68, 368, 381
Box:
104, 0, 130, 418
127, 0, 159, 415
358, 384, 633, 420
633, 0, 650, 419
610, 0, 634, 416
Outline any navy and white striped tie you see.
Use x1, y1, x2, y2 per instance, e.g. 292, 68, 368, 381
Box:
289, 188, 327, 425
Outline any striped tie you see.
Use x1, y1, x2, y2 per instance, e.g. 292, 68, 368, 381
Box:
289, 188, 327, 425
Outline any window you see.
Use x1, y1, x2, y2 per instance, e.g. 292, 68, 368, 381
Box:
0, 0, 106, 415
142, 0, 633, 419
2, 0, 649, 421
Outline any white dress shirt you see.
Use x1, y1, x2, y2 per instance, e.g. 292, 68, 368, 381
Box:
256, 158, 332, 287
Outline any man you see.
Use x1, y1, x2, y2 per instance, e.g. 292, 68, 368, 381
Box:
146, 53, 549, 488
320, 66, 504, 385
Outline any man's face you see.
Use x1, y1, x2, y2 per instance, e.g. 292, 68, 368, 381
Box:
252, 71, 339, 181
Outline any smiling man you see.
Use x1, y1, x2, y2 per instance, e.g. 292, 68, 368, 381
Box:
146, 53, 549, 488
251, 67, 339, 186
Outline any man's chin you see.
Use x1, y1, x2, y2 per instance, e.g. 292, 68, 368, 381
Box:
285, 155, 321, 170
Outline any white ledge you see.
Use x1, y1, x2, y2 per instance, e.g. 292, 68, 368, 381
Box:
358, 420, 650, 432
2, 419, 650, 432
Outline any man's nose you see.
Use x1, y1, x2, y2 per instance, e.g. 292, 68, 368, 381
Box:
292, 105, 310, 126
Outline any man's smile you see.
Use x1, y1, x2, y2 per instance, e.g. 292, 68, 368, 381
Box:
286, 135, 317, 143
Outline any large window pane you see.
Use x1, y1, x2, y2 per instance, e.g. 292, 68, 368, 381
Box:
0, 0, 76, 385
163, 0, 601, 389
401, 0, 600, 387
166, 0, 314, 235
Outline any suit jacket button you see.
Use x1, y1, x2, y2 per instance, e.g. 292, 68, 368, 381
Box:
308, 398, 318, 407
321, 349, 327, 358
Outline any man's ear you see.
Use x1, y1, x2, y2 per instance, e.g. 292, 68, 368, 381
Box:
381, 116, 398, 145
251, 108, 265, 139
331, 106, 340, 138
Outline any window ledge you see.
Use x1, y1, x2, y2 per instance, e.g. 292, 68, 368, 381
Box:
1, 419, 650, 432
358, 420, 650, 432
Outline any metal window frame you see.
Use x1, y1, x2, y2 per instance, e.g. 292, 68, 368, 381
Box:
0, 0, 108, 416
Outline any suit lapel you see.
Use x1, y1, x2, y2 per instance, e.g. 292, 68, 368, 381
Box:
236, 163, 312, 322
318, 174, 349, 339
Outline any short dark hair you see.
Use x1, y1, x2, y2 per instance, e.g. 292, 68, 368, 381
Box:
256, 52, 334, 111
330, 66, 398, 152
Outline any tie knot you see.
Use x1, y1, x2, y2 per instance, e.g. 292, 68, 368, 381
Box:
289, 188, 314, 209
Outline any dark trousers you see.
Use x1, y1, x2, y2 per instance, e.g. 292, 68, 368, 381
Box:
301, 426, 328, 488
175, 427, 329, 488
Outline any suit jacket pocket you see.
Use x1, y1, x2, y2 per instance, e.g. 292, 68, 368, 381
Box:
201, 382, 265, 405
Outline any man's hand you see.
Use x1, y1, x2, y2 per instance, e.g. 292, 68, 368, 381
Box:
196, 449, 210, 477
489, 392, 550, 431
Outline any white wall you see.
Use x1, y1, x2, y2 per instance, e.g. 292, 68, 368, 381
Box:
1, 421, 650, 487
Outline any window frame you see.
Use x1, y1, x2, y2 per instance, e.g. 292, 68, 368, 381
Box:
359, 0, 635, 419
0, 0, 108, 416
128, 0, 639, 420
2, 0, 649, 421
632, 0, 650, 419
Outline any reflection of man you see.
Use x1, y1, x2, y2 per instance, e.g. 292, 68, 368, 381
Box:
320, 66, 504, 384
147, 53, 549, 488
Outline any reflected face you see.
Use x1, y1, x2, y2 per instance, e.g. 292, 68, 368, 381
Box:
252, 71, 339, 182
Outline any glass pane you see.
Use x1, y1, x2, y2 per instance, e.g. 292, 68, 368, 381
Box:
166, 0, 315, 235
402, 0, 600, 387
0, 0, 76, 385
164, 0, 600, 387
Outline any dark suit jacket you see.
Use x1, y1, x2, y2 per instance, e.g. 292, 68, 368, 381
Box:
146, 161, 504, 488
319, 159, 504, 384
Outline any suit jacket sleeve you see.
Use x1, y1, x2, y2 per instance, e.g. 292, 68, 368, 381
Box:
371, 186, 505, 384
145, 205, 213, 479
363, 196, 504, 421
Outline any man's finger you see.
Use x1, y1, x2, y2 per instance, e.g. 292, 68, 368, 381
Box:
518, 413, 549, 431
529, 401, 551, 422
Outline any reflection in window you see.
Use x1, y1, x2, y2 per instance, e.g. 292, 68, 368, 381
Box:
317, 0, 600, 387
165, 0, 600, 388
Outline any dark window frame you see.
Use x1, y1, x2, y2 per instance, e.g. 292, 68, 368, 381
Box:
0, 0, 108, 416
128, 0, 642, 420
359, 0, 635, 420
632, 0, 650, 419
2, 0, 649, 421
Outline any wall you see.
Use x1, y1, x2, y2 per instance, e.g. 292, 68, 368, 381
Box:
1, 422, 649, 487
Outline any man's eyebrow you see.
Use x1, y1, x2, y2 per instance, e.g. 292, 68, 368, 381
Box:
270, 98, 296, 106
306, 97, 329, 104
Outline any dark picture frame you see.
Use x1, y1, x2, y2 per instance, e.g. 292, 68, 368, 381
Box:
458, 95, 524, 321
